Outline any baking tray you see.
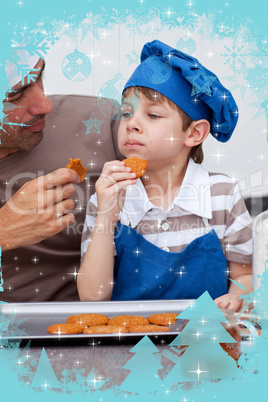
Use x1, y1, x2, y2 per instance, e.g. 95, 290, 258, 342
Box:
0, 299, 194, 341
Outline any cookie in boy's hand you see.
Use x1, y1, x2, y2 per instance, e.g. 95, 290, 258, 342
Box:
66, 158, 87, 182
123, 156, 148, 178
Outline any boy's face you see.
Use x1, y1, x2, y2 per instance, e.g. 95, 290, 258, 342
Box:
118, 89, 190, 170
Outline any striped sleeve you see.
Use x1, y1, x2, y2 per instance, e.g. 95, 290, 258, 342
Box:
210, 174, 252, 264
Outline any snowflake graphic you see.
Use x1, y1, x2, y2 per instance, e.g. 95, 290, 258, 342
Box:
224, 60, 249, 100
83, 113, 104, 135
126, 22, 143, 37
126, 49, 140, 65
245, 65, 268, 92
221, 42, 246, 68
248, 39, 268, 67
247, 96, 268, 141
35, 19, 65, 46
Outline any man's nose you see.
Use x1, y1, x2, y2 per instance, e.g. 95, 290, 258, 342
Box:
28, 85, 53, 116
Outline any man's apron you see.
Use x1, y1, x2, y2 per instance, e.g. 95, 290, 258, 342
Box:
111, 222, 228, 300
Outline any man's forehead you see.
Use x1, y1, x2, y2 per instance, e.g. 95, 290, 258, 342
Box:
5, 50, 41, 89
11, 58, 44, 92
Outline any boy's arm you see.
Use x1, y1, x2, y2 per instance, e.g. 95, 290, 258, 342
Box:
214, 261, 252, 311
77, 160, 137, 301
77, 216, 116, 301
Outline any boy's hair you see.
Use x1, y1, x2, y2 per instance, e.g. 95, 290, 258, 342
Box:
123, 86, 204, 164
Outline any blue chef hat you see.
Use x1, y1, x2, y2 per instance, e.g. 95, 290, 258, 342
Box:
123, 40, 239, 142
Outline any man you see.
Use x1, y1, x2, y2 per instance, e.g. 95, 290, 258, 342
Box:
0, 52, 120, 302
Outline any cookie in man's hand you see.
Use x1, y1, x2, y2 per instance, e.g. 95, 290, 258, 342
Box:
66, 158, 87, 182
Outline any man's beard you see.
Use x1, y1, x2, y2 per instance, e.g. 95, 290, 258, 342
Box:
0, 114, 45, 151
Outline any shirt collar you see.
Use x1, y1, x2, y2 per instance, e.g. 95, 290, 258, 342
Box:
174, 158, 212, 219
121, 179, 154, 227
121, 158, 212, 227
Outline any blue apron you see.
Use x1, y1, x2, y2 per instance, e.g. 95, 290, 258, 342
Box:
111, 222, 228, 300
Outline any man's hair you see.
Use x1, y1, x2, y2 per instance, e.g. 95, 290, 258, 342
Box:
123, 86, 204, 164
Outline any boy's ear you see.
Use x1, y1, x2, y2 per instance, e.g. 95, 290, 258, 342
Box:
184, 119, 210, 147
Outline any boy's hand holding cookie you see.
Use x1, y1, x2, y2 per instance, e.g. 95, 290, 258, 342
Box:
95, 160, 137, 223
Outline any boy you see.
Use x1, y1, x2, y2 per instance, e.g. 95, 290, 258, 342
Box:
78, 40, 252, 311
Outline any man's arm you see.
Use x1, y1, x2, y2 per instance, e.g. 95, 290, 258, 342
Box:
0, 168, 80, 251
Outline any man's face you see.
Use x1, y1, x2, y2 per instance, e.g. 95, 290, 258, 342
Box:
0, 58, 53, 158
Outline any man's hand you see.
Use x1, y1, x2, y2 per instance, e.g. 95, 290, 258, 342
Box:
0, 168, 80, 251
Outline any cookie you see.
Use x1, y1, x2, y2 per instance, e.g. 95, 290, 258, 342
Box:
108, 315, 149, 327
66, 313, 109, 327
128, 325, 170, 333
123, 156, 148, 179
147, 313, 178, 326
66, 158, 87, 182
47, 323, 83, 334
83, 325, 129, 334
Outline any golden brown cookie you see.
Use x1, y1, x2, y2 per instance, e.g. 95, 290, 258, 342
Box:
83, 325, 129, 334
47, 323, 83, 334
128, 325, 170, 333
123, 156, 148, 179
66, 158, 87, 182
108, 315, 149, 327
66, 313, 109, 327
147, 313, 178, 326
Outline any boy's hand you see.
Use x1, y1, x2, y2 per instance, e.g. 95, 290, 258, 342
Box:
214, 293, 244, 312
95, 160, 137, 223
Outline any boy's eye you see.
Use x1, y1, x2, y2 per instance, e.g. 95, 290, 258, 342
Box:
121, 111, 133, 119
149, 113, 160, 119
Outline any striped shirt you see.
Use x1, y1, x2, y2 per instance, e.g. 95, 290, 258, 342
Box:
81, 158, 252, 264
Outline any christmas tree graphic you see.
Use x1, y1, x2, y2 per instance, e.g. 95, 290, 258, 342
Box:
120, 336, 164, 394
165, 291, 241, 387
31, 348, 61, 391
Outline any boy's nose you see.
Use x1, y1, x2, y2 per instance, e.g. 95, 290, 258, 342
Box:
127, 115, 142, 133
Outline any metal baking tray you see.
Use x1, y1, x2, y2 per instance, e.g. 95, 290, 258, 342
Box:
0, 299, 194, 340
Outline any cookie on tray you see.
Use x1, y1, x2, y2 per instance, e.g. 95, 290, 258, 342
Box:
66, 313, 109, 327
128, 325, 170, 333
147, 312, 178, 326
47, 323, 83, 334
123, 156, 148, 179
108, 315, 149, 327
83, 325, 129, 334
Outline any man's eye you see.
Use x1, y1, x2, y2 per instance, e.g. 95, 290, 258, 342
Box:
5, 92, 22, 102
149, 113, 160, 119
